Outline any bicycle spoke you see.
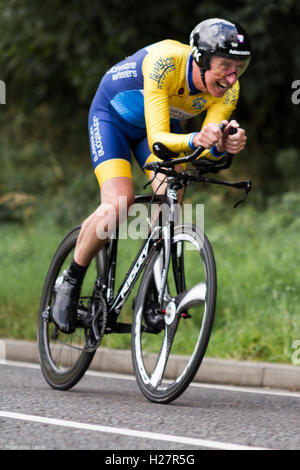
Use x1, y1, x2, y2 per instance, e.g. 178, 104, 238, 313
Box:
150, 315, 180, 387
176, 282, 207, 312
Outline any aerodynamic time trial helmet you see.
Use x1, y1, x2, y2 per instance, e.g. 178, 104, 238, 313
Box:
190, 18, 252, 78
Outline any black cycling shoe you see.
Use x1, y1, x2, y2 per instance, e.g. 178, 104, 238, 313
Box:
51, 269, 81, 334
143, 277, 165, 331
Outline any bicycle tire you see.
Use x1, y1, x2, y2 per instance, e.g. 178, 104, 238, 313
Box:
38, 226, 106, 390
131, 224, 216, 404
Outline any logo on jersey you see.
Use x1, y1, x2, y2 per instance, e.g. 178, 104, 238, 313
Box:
192, 97, 207, 110
223, 85, 238, 106
107, 62, 137, 80
90, 116, 104, 163
149, 56, 175, 89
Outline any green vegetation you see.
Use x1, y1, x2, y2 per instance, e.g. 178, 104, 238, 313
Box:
206, 191, 300, 362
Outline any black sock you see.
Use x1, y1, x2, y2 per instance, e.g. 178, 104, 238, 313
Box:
68, 259, 88, 283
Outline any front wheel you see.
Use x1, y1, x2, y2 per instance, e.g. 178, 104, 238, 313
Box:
131, 224, 217, 404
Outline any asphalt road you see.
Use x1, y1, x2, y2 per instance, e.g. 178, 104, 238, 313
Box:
1, 360, 300, 452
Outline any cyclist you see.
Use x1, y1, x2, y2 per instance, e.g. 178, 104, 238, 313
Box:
52, 18, 252, 334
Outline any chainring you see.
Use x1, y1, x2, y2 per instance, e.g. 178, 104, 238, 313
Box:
84, 292, 108, 352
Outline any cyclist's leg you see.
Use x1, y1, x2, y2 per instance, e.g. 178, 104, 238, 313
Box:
74, 177, 134, 267
52, 111, 135, 333
74, 111, 140, 266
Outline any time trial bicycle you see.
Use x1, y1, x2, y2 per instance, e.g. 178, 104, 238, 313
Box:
38, 124, 251, 403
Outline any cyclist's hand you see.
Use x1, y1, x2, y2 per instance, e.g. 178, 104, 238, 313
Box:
216, 120, 247, 154
192, 122, 227, 149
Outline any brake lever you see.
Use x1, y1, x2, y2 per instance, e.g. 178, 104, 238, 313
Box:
143, 163, 177, 189
233, 180, 252, 208
234, 191, 250, 208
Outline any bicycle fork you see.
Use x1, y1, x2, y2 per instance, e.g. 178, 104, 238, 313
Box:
154, 180, 207, 317
156, 179, 180, 306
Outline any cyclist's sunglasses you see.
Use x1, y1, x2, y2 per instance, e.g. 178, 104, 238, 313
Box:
209, 54, 251, 79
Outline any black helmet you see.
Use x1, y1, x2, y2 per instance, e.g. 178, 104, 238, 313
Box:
190, 18, 252, 77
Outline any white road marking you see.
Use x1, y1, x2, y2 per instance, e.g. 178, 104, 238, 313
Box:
1, 359, 300, 399
0, 411, 267, 450
190, 381, 300, 398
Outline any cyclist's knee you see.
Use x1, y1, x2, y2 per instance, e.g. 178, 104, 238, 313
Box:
102, 196, 134, 223
91, 178, 134, 238
101, 177, 134, 214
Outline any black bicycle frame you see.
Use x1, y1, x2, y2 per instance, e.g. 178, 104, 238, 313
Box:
102, 187, 180, 329
97, 151, 251, 334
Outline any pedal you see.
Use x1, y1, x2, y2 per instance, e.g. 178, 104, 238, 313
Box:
181, 312, 191, 319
